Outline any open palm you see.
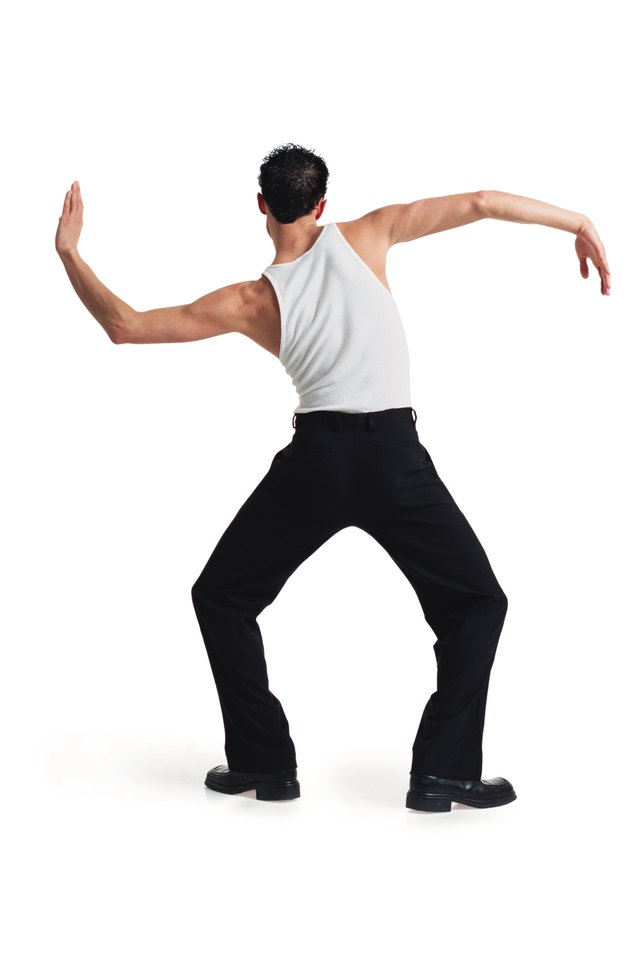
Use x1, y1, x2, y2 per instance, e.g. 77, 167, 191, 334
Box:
55, 181, 83, 256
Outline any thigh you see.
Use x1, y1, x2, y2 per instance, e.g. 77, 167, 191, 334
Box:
193, 440, 347, 610
357, 440, 505, 628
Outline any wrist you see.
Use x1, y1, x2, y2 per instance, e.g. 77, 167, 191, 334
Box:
575, 216, 591, 237
57, 245, 79, 262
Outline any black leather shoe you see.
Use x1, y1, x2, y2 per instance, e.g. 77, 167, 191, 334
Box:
204, 764, 300, 801
406, 773, 517, 812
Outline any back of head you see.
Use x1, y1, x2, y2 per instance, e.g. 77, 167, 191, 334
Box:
258, 143, 330, 224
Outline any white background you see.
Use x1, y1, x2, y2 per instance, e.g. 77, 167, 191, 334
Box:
2, 0, 637, 955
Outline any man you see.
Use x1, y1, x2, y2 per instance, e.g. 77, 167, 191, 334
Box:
56, 143, 611, 812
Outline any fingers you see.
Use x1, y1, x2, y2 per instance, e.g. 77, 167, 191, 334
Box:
597, 250, 609, 277
576, 227, 611, 294
595, 261, 611, 296
596, 254, 611, 295
579, 252, 611, 294
59, 181, 82, 233
69, 180, 82, 214
594, 238, 610, 285
65, 181, 83, 219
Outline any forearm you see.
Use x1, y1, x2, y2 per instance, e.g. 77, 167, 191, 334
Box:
58, 248, 134, 343
478, 190, 588, 234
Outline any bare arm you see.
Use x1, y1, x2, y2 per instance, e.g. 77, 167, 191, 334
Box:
365, 187, 610, 296
55, 181, 254, 343
477, 189, 586, 232
366, 192, 485, 246
57, 246, 134, 343
58, 246, 253, 345
122, 282, 254, 344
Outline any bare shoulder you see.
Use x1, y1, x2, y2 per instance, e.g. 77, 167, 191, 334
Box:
333, 214, 394, 294
238, 275, 283, 358
335, 209, 396, 257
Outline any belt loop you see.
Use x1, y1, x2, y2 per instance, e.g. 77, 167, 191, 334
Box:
411, 407, 417, 424
292, 412, 297, 429
334, 411, 342, 432
366, 412, 377, 431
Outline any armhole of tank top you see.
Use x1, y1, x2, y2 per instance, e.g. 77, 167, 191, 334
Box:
331, 221, 395, 301
261, 270, 286, 362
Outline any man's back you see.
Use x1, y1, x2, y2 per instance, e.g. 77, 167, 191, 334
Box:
259, 220, 412, 414
247, 216, 396, 360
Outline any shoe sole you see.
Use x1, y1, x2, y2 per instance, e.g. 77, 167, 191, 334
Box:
204, 774, 301, 801
406, 788, 517, 812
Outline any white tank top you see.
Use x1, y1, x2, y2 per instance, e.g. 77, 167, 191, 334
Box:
261, 221, 412, 414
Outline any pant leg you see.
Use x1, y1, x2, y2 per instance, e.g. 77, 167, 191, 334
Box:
191, 438, 346, 773
356, 439, 508, 780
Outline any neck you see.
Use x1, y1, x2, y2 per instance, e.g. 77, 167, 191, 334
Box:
269, 218, 324, 262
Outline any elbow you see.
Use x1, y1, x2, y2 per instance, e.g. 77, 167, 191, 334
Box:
109, 326, 127, 345
475, 190, 493, 218
110, 311, 135, 344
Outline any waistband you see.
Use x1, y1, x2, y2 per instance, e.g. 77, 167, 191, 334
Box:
292, 406, 418, 432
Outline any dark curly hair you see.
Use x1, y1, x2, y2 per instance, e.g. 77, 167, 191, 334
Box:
258, 143, 329, 224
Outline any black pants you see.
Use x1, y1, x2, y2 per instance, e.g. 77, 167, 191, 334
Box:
191, 407, 508, 780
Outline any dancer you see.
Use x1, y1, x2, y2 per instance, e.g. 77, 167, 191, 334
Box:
56, 143, 610, 811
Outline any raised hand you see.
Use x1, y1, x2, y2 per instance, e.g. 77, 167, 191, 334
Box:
575, 219, 611, 296
55, 181, 84, 256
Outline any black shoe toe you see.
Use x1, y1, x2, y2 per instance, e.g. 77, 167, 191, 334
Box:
204, 763, 300, 802
406, 772, 517, 812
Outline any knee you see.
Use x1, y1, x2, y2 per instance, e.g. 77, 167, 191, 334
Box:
191, 577, 209, 604
191, 575, 231, 609
478, 589, 508, 620
191, 579, 226, 619
493, 590, 508, 617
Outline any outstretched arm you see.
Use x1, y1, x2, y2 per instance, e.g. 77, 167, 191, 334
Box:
55, 181, 254, 343
367, 189, 611, 296
477, 190, 611, 296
